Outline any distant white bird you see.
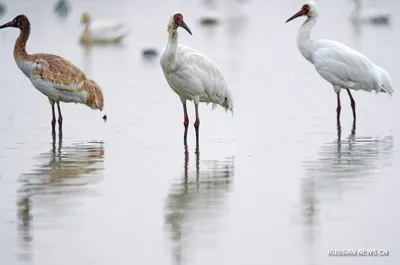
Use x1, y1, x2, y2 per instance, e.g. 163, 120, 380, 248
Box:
285, 1, 393, 122
350, 0, 390, 25
160, 13, 234, 145
80, 12, 130, 45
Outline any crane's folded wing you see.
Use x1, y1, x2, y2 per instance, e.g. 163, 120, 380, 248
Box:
312, 40, 379, 92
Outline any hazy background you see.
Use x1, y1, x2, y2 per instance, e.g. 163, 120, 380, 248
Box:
0, 0, 399, 264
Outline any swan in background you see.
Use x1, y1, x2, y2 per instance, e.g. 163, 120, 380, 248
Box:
350, 0, 390, 25
80, 12, 131, 45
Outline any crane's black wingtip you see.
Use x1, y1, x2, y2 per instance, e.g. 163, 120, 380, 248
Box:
103, 114, 107, 122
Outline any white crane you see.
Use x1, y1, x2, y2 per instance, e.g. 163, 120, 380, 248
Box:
160, 13, 234, 146
80, 12, 131, 45
285, 1, 393, 122
350, 0, 390, 25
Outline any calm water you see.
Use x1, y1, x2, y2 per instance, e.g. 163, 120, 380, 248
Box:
0, 0, 399, 264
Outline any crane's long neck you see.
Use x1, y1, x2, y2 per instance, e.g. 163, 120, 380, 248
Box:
14, 26, 31, 61
81, 22, 91, 44
297, 15, 318, 62
165, 26, 178, 58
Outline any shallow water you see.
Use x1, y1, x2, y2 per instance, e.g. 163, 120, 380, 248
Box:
0, 0, 399, 264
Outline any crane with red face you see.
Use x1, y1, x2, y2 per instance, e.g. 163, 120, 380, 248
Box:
285, 1, 393, 124
160, 13, 234, 147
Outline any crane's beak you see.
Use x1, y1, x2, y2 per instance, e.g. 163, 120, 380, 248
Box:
285, 10, 303, 23
0, 21, 15, 29
180, 20, 192, 35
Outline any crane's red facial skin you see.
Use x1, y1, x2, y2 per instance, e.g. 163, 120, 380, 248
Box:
174, 13, 183, 27
285, 4, 310, 23
301, 4, 310, 16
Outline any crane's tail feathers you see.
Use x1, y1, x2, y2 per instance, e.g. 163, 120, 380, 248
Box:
380, 87, 394, 96
221, 87, 234, 114
376, 65, 394, 96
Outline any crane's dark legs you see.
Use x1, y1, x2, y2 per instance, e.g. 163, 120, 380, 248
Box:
346, 89, 356, 121
57, 102, 63, 134
50, 100, 56, 133
336, 92, 341, 121
183, 102, 189, 145
194, 103, 200, 152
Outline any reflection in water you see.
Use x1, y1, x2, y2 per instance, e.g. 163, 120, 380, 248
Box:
350, 18, 362, 49
81, 44, 92, 75
164, 145, 234, 265
16, 133, 105, 262
224, 0, 248, 36
300, 172, 318, 265
224, 0, 248, 76
300, 125, 393, 265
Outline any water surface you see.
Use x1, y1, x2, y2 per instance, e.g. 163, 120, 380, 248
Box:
0, 0, 399, 264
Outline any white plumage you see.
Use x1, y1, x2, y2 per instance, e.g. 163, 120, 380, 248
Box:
286, 1, 393, 121
375, 65, 394, 95
161, 44, 234, 111
312, 40, 382, 93
160, 13, 234, 144
80, 13, 131, 44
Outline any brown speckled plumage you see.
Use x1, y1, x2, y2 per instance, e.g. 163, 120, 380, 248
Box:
3, 14, 105, 110
0, 14, 106, 131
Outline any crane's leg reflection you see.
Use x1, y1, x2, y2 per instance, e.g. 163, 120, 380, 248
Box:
184, 143, 189, 183
183, 143, 200, 187
337, 112, 342, 141
51, 128, 63, 157
351, 119, 356, 137
196, 145, 200, 190
336, 116, 356, 140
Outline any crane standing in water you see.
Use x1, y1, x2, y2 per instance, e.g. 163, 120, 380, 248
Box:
285, 1, 393, 123
160, 13, 234, 147
0, 15, 106, 134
